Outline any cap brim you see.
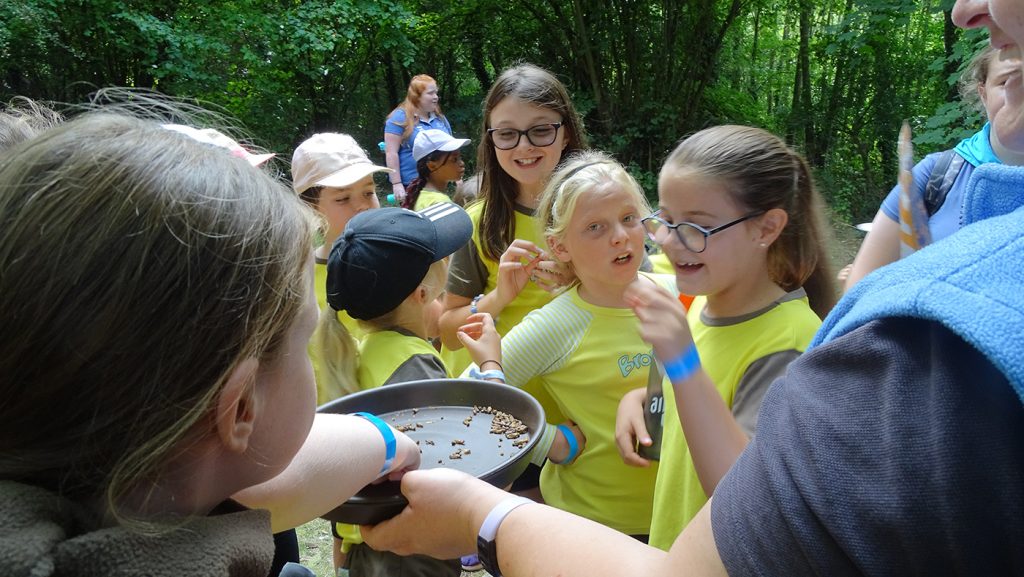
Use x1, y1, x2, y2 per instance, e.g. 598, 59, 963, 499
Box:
316, 163, 393, 189
418, 203, 473, 261
437, 138, 471, 152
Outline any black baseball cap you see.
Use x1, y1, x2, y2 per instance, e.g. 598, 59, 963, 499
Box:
326, 204, 473, 320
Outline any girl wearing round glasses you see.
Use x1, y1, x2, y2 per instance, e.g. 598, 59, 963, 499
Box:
438, 63, 588, 429
617, 125, 836, 550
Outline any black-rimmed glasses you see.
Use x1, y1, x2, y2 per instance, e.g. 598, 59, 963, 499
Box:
641, 210, 765, 253
486, 123, 563, 150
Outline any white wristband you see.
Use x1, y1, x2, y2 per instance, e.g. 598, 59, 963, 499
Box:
477, 496, 534, 577
480, 496, 532, 540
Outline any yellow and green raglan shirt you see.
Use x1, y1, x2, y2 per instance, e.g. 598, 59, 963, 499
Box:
499, 272, 676, 535
311, 257, 364, 406
413, 189, 451, 210
648, 288, 821, 550
446, 199, 566, 424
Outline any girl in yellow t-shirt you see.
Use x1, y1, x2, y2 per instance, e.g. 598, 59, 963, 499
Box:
458, 151, 672, 538
617, 125, 837, 549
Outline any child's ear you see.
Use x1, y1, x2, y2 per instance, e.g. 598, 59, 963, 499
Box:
547, 235, 572, 263
755, 208, 789, 247
215, 358, 261, 454
408, 284, 429, 305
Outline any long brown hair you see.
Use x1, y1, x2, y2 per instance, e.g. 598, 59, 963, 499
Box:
662, 125, 837, 318
476, 63, 588, 261
391, 74, 444, 142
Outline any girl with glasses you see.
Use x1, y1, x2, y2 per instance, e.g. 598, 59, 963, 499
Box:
438, 63, 588, 459
617, 125, 836, 550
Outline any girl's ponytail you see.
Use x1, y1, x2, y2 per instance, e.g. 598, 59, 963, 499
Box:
401, 155, 434, 209
770, 153, 836, 319
401, 177, 424, 209
315, 307, 360, 399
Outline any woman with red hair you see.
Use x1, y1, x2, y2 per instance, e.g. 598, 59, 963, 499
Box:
383, 74, 453, 203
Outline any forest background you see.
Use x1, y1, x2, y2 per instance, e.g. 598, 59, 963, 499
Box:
1, 0, 987, 224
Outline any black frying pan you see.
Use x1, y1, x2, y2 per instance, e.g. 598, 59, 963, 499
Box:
317, 378, 546, 525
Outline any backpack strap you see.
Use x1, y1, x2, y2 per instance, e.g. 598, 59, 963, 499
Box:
924, 150, 967, 216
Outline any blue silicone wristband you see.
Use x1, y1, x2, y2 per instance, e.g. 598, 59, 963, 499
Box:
556, 423, 579, 464
470, 293, 485, 315
469, 367, 506, 382
663, 344, 701, 383
354, 412, 396, 475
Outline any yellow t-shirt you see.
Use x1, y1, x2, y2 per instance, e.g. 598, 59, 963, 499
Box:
336, 328, 450, 548
356, 328, 451, 388
648, 289, 821, 549
413, 189, 451, 209
648, 252, 675, 275
499, 273, 676, 535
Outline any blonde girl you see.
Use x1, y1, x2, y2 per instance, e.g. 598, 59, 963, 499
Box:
321, 204, 478, 577
317, 204, 474, 397
458, 151, 674, 538
0, 111, 418, 574
617, 125, 836, 549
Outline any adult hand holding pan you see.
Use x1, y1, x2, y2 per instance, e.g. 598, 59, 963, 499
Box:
317, 378, 546, 525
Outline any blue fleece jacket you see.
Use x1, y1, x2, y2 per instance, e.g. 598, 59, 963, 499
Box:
813, 163, 1024, 402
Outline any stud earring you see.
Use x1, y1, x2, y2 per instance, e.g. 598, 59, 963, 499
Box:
759, 242, 767, 248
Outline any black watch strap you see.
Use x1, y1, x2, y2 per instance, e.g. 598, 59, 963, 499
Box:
477, 534, 501, 576
476, 496, 533, 577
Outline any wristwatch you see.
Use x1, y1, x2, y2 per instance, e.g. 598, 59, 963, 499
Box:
477, 496, 533, 577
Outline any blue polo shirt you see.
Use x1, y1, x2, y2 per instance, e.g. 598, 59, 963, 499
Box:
384, 109, 452, 185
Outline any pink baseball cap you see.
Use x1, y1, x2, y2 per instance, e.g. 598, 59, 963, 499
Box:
162, 124, 274, 167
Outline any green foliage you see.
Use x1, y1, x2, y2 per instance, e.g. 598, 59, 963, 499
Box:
0, 0, 983, 226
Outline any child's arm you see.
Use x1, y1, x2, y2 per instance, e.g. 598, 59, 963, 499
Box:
439, 239, 546, 351
614, 387, 653, 467
234, 413, 420, 533
457, 312, 585, 465
625, 280, 748, 495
